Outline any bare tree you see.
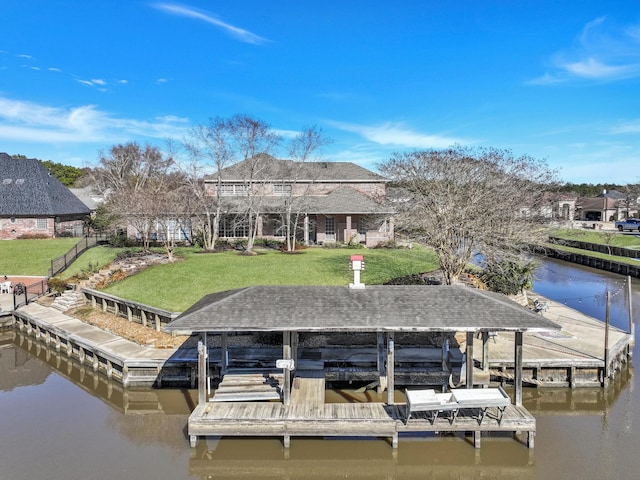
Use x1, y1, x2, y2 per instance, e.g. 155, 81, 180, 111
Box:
93, 142, 177, 254
378, 146, 558, 285
183, 118, 233, 251
277, 125, 331, 252
226, 115, 281, 253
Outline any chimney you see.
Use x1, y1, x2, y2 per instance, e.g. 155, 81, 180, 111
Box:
349, 255, 365, 289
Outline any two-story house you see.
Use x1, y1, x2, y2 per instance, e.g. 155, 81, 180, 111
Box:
205, 155, 394, 247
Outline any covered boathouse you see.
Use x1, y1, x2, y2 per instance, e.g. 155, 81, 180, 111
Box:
164, 283, 561, 449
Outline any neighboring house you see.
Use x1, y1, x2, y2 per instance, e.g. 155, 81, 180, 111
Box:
552, 195, 577, 221
205, 156, 394, 246
577, 189, 637, 222
0, 153, 91, 239
69, 185, 105, 213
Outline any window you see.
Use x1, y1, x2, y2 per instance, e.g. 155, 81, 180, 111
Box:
220, 217, 249, 237
219, 184, 247, 196
358, 217, 367, 234
36, 218, 48, 230
325, 217, 335, 235
273, 184, 292, 196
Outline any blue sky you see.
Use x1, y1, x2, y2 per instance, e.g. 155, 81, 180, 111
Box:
1, 1, 639, 183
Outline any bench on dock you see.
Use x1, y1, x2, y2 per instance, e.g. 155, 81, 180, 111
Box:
405, 387, 511, 425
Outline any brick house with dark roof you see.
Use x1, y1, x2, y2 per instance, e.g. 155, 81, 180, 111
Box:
205, 156, 394, 246
0, 153, 91, 239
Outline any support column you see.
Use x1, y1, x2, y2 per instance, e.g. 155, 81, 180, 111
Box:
377, 333, 387, 393
386, 332, 395, 405
197, 332, 207, 405
482, 332, 490, 373
283, 331, 292, 406
221, 332, 228, 374
346, 215, 352, 242
304, 215, 309, 246
514, 331, 523, 406
466, 332, 474, 388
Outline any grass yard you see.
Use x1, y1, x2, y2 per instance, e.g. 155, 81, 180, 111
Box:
550, 228, 640, 248
104, 246, 440, 312
0, 238, 79, 276
61, 245, 126, 278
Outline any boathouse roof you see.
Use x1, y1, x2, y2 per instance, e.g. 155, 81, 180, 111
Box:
164, 285, 561, 334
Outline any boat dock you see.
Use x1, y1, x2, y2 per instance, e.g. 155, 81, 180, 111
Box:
188, 367, 536, 449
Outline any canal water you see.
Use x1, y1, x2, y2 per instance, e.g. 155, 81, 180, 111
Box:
0, 257, 638, 480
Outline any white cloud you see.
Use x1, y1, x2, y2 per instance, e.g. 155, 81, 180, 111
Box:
0, 97, 190, 144
76, 78, 108, 89
531, 17, 640, 84
611, 120, 640, 134
153, 3, 269, 45
48, 67, 62, 73
328, 120, 466, 149
156, 78, 170, 84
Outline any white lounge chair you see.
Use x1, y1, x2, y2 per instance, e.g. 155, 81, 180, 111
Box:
405, 387, 511, 425
0, 281, 11, 294
451, 387, 510, 424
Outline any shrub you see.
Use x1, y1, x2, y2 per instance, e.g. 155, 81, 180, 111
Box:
47, 276, 69, 293
17, 233, 50, 239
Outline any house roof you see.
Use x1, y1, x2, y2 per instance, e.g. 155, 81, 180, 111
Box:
164, 285, 561, 334
69, 186, 103, 211
219, 186, 392, 215
0, 153, 91, 217
210, 156, 387, 183
579, 197, 618, 210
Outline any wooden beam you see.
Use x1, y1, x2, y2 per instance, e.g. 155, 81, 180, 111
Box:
221, 332, 228, 375
514, 332, 523, 406
482, 332, 490, 373
283, 331, 292, 406
197, 332, 207, 405
377, 332, 386, 393
465, 332, 474, 389
386, 332, 395, 405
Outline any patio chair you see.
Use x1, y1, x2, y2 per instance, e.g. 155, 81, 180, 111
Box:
0, 281, 11, 294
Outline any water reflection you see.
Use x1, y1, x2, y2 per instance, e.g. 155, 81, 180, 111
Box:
533, 257, 640, 331
1, 257, 640, 479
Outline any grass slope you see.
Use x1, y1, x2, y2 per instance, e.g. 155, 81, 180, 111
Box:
551, 228, 640, 248
104, 247, 439, 311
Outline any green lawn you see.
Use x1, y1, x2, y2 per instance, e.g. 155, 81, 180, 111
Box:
104, 246, 440, 311
550, 228, 640, 248
0, 238, 78, 275
61, 245, 126, 278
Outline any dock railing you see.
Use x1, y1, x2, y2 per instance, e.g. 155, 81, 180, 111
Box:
81, 288, 180, 332
49, 233, 110, 277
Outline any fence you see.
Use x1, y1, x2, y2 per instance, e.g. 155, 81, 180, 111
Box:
82, 288, 180, 332
49, 234, 110, 277
13, 278, 50, 310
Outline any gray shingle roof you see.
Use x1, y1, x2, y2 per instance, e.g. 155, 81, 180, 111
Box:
218, 186, 391, 215
0, 154, 91, 217
165, 285, 560, 334
210, 156, 387, 183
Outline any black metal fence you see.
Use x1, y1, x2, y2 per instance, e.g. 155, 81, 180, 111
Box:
13, 278, 50, 310
49, 234, 110, 277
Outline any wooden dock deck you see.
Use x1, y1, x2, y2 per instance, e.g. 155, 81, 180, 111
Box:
188, 368, 536, 449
